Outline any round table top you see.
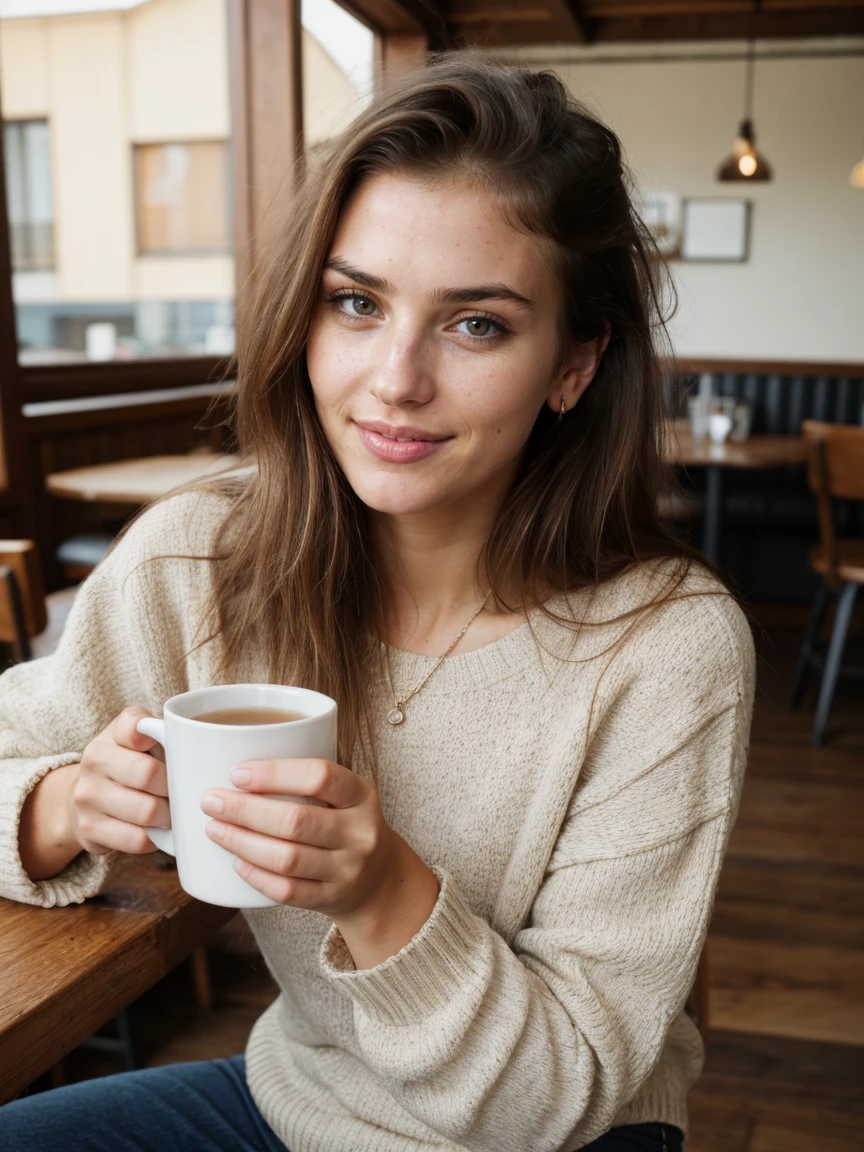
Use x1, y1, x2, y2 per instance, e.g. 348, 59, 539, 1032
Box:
45, 453, 240, 504
45, 424, 809, 506
666, 420, 809, 469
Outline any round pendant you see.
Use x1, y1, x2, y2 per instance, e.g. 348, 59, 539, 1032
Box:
387, 707, 405, 726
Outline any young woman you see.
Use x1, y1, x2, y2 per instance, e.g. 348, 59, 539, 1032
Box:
0, 57, 754, 1152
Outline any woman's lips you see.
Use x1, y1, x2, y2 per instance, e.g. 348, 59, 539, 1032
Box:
355, 424, 451, 463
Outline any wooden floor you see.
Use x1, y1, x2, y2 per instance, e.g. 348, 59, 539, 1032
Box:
688, 623, 864, 1152
56, 624, 864, 1149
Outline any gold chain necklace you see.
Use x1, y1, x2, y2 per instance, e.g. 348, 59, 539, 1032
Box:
383, 593, 491, 726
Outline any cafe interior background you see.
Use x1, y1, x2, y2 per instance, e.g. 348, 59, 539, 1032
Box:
0, 0, 861, 1146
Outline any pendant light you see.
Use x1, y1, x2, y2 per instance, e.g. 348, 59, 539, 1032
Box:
851, 142, 864, 189
717, 1, 773, 182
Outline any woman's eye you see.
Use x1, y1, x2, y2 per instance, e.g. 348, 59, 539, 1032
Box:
339, 294, 377, 317
464, 317, 492, 337
456, 316, 504, 340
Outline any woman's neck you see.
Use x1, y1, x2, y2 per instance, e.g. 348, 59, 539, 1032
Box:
373, 495, 526, 656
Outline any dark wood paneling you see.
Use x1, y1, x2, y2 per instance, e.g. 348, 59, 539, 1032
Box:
20, 358, 231, 405
677, 358, 864, 381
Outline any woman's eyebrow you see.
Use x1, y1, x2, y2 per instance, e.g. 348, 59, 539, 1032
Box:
324, 258, 391, 293
430, 284, 535, 310
324, 258, 534, 311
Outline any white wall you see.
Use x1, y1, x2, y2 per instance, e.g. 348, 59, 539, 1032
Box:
509, 41, 864, 364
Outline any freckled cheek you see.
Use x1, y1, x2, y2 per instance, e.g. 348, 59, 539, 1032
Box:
455, 368, 543, 454
307, 335, 367, 418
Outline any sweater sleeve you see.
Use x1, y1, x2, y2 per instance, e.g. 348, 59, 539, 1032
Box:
0, 559, 150, 906
0, 491, 222, 908
319, 594, 755, 1152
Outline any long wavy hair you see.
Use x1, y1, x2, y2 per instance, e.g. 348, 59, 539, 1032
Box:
191, 55, 705, 771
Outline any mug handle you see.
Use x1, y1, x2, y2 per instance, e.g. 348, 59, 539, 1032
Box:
136, 716, 174, 856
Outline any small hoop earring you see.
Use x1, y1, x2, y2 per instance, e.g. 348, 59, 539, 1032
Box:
557, 396, 567, 424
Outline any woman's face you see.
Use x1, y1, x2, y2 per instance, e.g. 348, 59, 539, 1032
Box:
307, 173, 593, 518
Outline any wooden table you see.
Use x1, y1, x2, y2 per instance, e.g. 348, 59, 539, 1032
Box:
0, 854, 234, 1103
665, 419, 809, 563
46, 453, 239, 505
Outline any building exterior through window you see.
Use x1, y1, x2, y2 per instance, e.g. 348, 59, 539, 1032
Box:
0, 0, 373, 365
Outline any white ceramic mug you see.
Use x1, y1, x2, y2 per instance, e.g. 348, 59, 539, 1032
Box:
137, 684, 337, 908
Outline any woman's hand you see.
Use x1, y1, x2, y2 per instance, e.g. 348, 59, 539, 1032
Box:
70, 706, 171, 855
19, 706, 170, 882
201, 759, 441, 969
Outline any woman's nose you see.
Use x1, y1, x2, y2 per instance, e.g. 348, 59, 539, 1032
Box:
367, 330, 435, 408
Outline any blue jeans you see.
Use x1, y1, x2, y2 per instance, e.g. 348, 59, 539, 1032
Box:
0, 1054, 683, 1151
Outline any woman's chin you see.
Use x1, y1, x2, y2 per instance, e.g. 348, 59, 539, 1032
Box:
351, 476, 453, 518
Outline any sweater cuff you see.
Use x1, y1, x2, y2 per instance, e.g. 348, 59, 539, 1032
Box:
319, 866, 489, 1026
0, 754, 117, 907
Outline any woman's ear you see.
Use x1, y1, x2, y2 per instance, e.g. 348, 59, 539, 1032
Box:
546, 323, 611, 415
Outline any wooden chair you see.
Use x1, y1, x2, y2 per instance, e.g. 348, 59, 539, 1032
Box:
0, 541, 50, 664
789, 421, 864, 746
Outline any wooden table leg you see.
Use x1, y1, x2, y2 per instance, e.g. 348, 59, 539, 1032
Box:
191, 947, 212, 1013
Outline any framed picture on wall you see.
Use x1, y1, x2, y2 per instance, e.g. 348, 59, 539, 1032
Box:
637, 190, 683, 257
681, 199, 750, 261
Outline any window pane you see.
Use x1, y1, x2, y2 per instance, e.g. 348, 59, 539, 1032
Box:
0, 0, 235, 364
136, 142, 230, 254
302, 0, 374, 149
4, 120, 55, 271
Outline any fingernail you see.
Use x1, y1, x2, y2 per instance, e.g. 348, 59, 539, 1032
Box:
206, 820, 226, 840
234, 857, 252, 877
201, 792, 224, 815
231, 767, 252, 786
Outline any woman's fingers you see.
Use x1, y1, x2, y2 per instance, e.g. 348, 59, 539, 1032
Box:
98, 778, 171, 831
230, 861, 323, 909
205, 820, 333, 882
201, 791, 342, 848
112, 706, 163, 756
232, 758, 367, 808
76, 813, 162, 856
84, 738, 168, 797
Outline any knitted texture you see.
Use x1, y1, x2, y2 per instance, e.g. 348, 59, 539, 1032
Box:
0, 491, 755, 1152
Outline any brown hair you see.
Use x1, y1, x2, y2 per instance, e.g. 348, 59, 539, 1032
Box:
197, 54, 705, 770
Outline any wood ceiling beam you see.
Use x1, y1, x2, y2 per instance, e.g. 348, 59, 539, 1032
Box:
340, 0, 448, 37
446, 0, 864, 41
562, 0, 598, 40
448, 0, 589, 38
589, 5, 864, 36
448, 6, 555, 18
582, 0, 864, 14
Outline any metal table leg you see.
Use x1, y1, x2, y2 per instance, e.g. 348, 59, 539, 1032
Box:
702, 466, 724, 564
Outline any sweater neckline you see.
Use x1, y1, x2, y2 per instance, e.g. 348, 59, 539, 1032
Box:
381, 598, 571, 695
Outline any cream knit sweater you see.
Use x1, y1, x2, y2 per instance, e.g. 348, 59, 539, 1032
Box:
0, 489, 755, 1151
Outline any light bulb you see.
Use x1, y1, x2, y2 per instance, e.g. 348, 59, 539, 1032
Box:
738, 153, 758, 177
851, 157, 864, 189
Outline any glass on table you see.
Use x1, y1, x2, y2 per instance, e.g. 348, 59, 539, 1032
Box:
730, 401, 754, 442
706, 397, 736, 444
687, 395, 710, 439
